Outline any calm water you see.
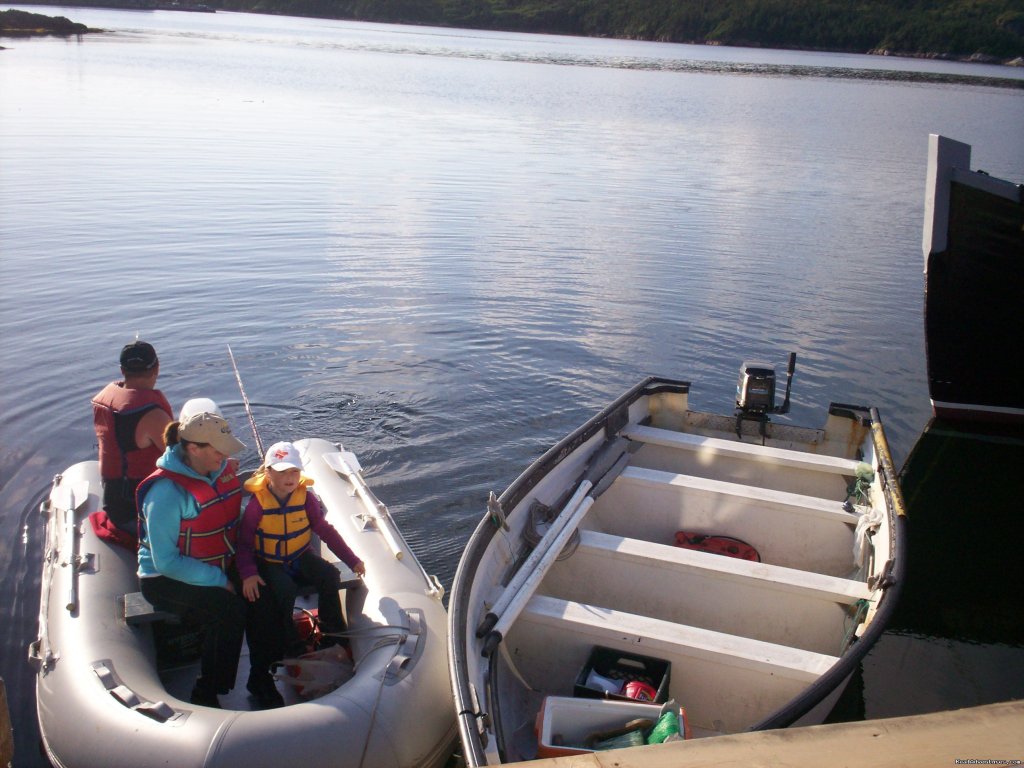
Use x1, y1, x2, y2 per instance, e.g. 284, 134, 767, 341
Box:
2, 7, 1023, 763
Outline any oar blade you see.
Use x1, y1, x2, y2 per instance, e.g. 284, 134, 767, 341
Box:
323, 450, 362, 476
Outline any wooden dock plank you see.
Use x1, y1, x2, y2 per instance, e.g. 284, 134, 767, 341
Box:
505, 699, 1024, 768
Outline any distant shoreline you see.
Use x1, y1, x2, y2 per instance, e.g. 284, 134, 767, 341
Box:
694, 34, 1022, 66
2, 3, 1022, 67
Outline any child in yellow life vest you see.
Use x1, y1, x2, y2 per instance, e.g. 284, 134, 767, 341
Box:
237, 441, 365, 655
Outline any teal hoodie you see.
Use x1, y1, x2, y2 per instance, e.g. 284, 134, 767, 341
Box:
137, 444, 231, 588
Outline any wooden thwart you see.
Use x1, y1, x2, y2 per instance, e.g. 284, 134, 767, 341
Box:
577, 530, 871, 604
618, 466, 857, 525
624, 425, 862, 475
522, 594, 840, 682
120, 592, 179, 626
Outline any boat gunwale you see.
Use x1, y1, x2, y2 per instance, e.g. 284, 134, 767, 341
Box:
750, 411, 907, 730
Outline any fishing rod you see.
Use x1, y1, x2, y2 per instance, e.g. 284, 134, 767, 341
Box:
227, 344, 265, 457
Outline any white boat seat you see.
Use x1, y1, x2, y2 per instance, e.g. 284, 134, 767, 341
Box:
624, 425, 862, 475
522, 594, 840, 683
617, 466, 858, 526
577, 529, 871, 604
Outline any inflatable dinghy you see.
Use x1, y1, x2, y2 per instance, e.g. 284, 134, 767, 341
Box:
30, 438, 455, 768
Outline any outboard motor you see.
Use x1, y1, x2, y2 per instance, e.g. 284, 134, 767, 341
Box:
736, 362, 778, 414
735, 352, 796, 438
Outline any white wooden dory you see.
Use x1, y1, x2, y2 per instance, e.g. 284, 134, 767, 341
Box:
449, 376, 905, 765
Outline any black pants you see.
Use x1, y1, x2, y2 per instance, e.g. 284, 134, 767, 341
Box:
140, 565, 281, 694
259, 552, 344, 648
103, 478, 142, 534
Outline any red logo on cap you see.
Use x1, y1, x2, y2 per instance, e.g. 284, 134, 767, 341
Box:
273, 448, 289, 460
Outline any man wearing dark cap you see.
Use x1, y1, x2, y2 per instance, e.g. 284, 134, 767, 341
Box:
91, 340, 173, 534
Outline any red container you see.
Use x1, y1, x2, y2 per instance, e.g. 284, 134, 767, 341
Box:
623, 681, 658, 702
573, 646, 670, 704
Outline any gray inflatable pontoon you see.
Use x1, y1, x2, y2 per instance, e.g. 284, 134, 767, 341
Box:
30, 438, 456, 768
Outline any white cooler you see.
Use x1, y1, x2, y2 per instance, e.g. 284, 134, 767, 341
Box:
535, 696, 681, 758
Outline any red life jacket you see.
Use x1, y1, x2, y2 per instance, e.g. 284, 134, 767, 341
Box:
674, 531, 761, 562
92, 382, 172, 481
137, 464, 242, 571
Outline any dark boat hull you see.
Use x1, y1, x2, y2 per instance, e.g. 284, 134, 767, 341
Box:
922, 135, 1024, 427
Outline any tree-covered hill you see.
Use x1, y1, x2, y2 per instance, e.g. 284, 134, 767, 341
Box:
16, 0, 1024, 61
0, 7, 96, 34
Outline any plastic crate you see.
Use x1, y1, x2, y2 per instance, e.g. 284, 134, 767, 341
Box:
573, 646, 670, 704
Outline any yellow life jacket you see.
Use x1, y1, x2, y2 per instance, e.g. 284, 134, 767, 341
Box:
245, 472, 315, 565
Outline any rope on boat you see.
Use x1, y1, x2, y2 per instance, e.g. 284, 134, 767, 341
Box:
487, 491, 509, 531
845, 462, 875, 506
354, 630, 407, 768
278, 622, 414, 768
840, 599, 870, 652
316, 623, 413, 647
523, 500, 580, 562
484, 492, 519, 570
499, 639, 539, 693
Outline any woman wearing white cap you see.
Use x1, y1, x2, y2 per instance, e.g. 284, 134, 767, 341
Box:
136, 411, 281, 709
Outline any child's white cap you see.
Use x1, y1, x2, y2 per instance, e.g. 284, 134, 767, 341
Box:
264, 441, 302, 471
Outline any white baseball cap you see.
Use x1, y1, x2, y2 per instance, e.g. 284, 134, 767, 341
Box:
264, 441, 302, 471
179, 397, 222, 422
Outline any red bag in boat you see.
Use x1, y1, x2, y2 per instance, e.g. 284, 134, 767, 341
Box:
88, 510, 137, 550
674, 531, 760, 562
293, 608, 322, 653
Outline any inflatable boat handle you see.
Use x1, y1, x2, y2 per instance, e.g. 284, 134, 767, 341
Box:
323, 451, 404, 560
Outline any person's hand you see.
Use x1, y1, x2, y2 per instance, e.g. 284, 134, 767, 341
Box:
242, 575, 265, 601
353, 561, 366, 577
